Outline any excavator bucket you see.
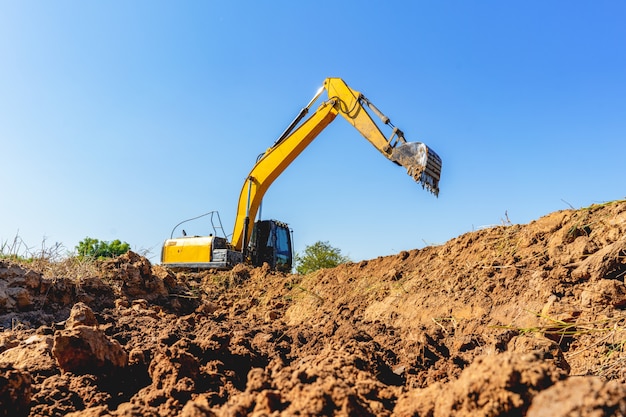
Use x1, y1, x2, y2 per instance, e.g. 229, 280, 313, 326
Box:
390, 142, 442, 196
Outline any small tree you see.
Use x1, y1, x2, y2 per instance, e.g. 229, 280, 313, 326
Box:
295, 241, 351, 274
76, 237, 130, 259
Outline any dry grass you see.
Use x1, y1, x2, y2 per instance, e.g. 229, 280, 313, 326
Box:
0, 234, 100, 280
496, 311, 626, 379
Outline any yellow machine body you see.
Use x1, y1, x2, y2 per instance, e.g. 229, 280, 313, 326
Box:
162, 236, 213, 264
161, 235, 243, 269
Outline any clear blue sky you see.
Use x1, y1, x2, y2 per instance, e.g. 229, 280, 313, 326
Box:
1, 1, 625, 263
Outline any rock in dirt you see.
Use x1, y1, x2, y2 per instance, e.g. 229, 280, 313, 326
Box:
527, 377, 626, 417
571, 237, 626, 282
0, 363, 32, 417
0, 261, 41, 313
0, 334, 56, 380
66, 302, 98, 328
52, 303, 127, 373
394, 351, 567, 417
101, 251, 168, 301
53, 325, 128, 373
28, 373, 113, 417
579, 279, 626, 309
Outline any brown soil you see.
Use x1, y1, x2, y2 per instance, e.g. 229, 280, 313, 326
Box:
1, 200, 626, 416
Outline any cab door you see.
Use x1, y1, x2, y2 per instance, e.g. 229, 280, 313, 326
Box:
250, 220, 292, 271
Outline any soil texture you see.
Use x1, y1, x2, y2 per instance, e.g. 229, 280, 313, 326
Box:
1, 200, 626, 416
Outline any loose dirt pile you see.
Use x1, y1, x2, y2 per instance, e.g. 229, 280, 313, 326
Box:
1, 200, 626, 416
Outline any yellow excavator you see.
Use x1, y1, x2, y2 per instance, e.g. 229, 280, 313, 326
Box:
161, 78, 442, 271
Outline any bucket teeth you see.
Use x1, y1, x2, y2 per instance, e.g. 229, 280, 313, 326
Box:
391, 142, 441, 196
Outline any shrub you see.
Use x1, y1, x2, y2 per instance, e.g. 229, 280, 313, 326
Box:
295, 241, 350, 274
76, 237, 130, 259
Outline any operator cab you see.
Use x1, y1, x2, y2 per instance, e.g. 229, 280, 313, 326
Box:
248, 220, 293, 272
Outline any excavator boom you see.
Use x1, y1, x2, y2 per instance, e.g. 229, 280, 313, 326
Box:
323, 78, 442, 196
231, 78, 442, 252
231, 101, 338, 251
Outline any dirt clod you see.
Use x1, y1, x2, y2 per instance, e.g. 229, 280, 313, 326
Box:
0, 363, 31, 417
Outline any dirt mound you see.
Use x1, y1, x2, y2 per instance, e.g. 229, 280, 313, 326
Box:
1, 201, 625, 416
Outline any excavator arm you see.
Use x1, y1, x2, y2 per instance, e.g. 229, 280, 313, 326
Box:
231, 77, 442, 252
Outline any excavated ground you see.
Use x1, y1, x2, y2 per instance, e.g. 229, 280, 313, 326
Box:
1, 200, 626, 416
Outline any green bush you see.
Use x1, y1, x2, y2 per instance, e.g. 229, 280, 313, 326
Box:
76, 237, 130, 259
295, 241, 350, 274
